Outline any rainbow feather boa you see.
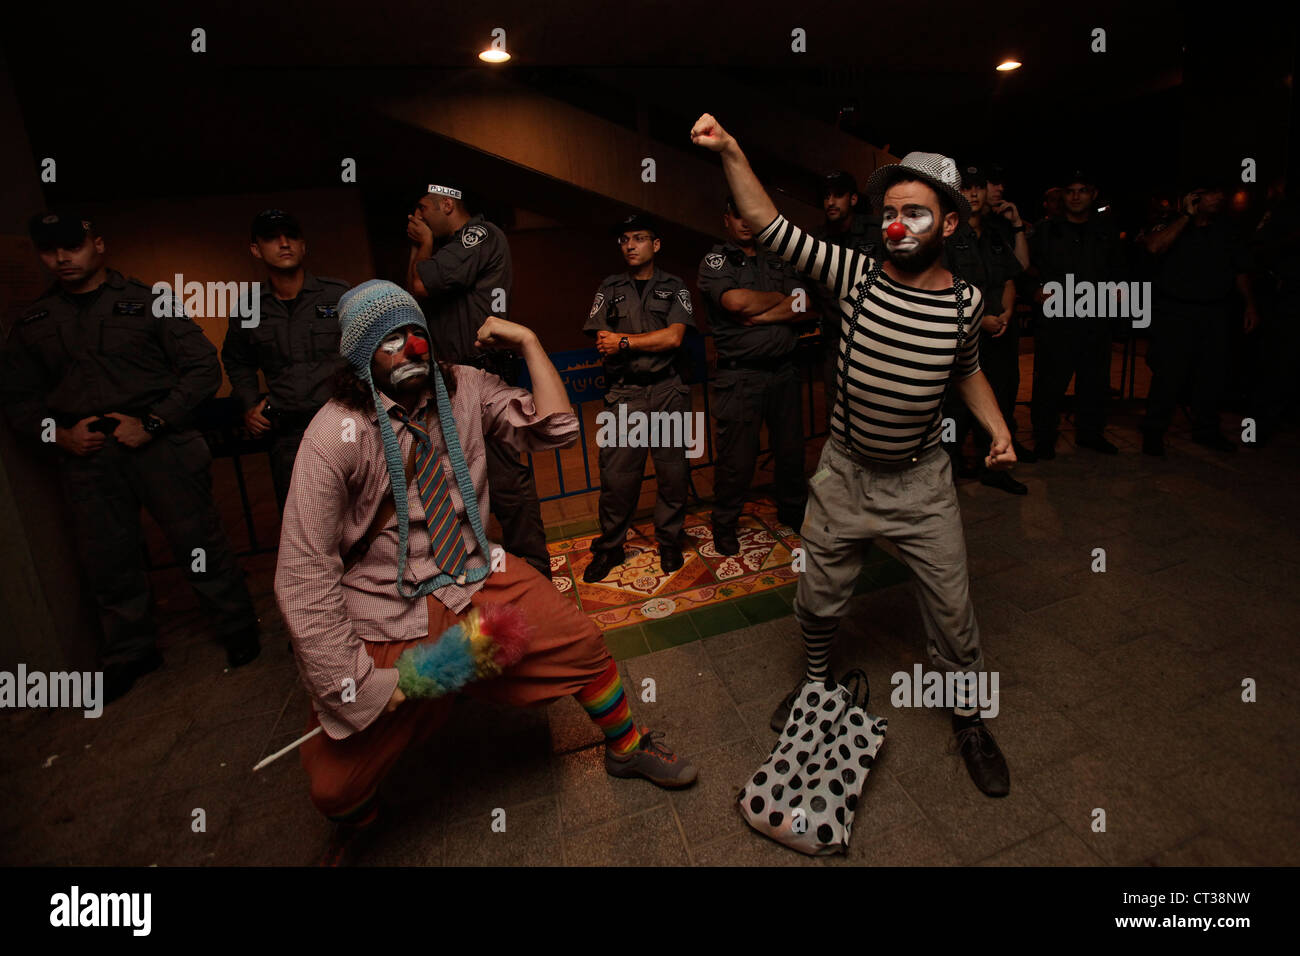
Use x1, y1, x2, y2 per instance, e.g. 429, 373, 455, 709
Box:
395, 604, 534, 699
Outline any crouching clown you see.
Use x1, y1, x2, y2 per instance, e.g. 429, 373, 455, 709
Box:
274, 280, 697, 864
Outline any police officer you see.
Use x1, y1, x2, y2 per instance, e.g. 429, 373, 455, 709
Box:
582, 214, 698, 583
1028, 168, 1126, 458
698, 196, 810, 554
813, 170, 879, 257
812, 171, 878, 417
1139, 175, 1259, 455
406, 181, 550, 579
221, 209, 349, 510
0, 212, 261, 703
943, 164, 1031, 494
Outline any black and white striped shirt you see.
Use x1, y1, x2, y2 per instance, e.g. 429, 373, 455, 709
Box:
758, 213, 983, 462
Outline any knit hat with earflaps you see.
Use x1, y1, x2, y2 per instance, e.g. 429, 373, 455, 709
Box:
337, 279, 492, 599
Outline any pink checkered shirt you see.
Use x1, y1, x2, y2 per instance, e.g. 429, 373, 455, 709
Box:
274, 366, 578, 739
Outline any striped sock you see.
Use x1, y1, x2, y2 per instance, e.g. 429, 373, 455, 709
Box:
801, 620, 837, 683
576, 658, 641, 754
952, 671, 980, 718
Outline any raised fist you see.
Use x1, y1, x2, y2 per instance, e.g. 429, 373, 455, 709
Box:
690, 113, 733, 152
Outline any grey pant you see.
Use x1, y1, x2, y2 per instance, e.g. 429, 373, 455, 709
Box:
793, 439, 983, 674
591, 377, 691, 555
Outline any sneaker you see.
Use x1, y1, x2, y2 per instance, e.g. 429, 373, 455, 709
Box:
712, 525, 740, 556
583, 549, 625, 584
1076, 432, 1119, 455
769, 677, 810, 732
979, 470, 1028, 495
1142, 430, 1165, 457
605, 729, 698, 788
103, 648, 164, 705
952, 715, 1010, 797
659, 544, 684, 573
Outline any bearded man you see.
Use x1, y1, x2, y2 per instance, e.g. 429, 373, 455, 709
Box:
274, 280, 696, 864
691, 114, 1015, 797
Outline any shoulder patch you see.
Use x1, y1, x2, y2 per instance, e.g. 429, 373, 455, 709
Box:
112, 300, 147, 317
461, 224, 489, 248
676, 289, 693, 315
705, 252, 726, 271
652, 288, 673, 299
588, 291, 606, 320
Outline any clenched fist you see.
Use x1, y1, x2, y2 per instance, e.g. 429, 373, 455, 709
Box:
475, 315, 537, 351
690, 113, 734, 152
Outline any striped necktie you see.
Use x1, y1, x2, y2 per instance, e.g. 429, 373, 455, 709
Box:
391, 404, 469, 581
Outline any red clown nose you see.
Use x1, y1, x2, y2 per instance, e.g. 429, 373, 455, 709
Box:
404, 335, 429, 358
886, 221, 907, 240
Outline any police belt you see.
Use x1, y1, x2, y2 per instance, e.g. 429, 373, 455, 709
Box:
607, 366, 679, 387
716, 354, 795, 373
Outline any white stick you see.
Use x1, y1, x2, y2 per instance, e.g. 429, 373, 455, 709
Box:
252, 725, 323, 772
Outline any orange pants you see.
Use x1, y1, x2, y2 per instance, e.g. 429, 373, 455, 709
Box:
300, 557, 611, 819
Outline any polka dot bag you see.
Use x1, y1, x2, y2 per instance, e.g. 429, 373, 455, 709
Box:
737, 670, 886, 855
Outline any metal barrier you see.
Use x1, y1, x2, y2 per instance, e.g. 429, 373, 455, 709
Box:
174, 336, 831, 566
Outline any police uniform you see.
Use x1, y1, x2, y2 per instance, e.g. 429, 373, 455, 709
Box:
942, 217, 1024, 462
1028, 210, 1126, 450
221, 271, 349, 509
698, 242, 808, 533
413, 211, 549, 578
583, 267, 698, 559
0, 268, 258, 669
1143, 213, 1252, 441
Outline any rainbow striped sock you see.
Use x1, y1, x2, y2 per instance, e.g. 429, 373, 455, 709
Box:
576, 658, 641, 755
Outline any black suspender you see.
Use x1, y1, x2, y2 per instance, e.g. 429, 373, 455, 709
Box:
834, 265, 969, 462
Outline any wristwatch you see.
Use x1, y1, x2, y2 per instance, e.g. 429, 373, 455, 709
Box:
619, 336, 630, 351
143, 413, 166, 435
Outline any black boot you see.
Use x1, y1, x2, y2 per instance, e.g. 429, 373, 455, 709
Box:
1076, 431, 1119, 454
225, 628, 261, 668
1011, 439, 1037, 463
583, 549, 625, 583
979, 469, 1028, 495
103, 648, 164, 705
659, 544, 684, 573
953, 713, 1010, 797
712, 525, 740, 556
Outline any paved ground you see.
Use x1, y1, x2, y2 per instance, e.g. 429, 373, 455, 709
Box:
3, 384, 1298, 866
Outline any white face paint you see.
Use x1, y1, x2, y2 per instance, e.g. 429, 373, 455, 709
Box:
882, 205, 935, 250
380, 329, 431, 384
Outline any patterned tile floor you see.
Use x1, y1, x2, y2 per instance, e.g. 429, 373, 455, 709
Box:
544, 497, 910, 660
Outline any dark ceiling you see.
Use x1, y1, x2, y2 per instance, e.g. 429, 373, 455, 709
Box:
3, 0, 1296, 228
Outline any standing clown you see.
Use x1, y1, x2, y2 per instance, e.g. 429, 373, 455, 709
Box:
274, 280, 696, 864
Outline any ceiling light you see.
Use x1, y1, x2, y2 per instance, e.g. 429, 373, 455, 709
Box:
996, 60, 1022, 72
479, 48, 510, 63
